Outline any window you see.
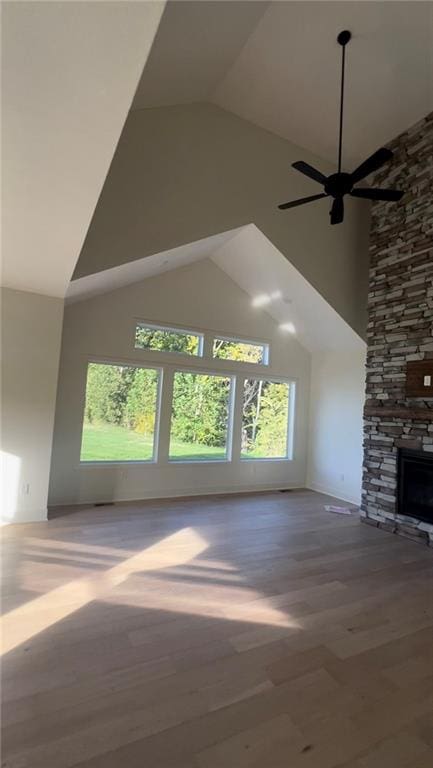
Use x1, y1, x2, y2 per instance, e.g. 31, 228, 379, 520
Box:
80, 363, 160, 462
241, 379, 291, 459
169, 371, 232, 461
212, 337, 268, 365
135, 322, 203, 356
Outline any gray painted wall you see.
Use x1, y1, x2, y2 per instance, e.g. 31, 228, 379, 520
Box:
75, 103, 370, 338
1, 288, 64, 522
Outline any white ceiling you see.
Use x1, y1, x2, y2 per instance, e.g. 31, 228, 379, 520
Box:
5, 1, 430, 299
134, 1, 433, 168
67, 224, 364, 354
1, 1, 164, 297
134, 1, 269, 108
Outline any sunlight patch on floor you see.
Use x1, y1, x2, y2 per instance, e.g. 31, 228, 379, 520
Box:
1, 526, 304, 655
24, 536, 133, 558
98, 570, 300, 629
1, 527, 208, 655
105, 592, 300, 629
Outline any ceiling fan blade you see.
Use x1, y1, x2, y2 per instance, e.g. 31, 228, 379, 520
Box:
350, 148, 393, 185
278, 193, 327, 210
350, 187, 404, 202
292, 161, 327, 185
330, 197, 344, 225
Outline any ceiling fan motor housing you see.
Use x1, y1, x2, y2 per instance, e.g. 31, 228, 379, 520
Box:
337, 30, 352, 46
324, 172, 353, 198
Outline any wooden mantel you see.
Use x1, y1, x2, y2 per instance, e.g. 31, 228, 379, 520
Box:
364, 406, 433, 421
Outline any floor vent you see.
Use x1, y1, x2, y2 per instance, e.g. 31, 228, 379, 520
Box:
93, 501, 115, 507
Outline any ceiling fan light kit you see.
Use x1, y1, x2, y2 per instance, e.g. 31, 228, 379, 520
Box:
278, 30, 404, 225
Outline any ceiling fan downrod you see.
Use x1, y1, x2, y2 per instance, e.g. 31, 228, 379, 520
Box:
277, 29, 404, 225
336, 29, 351, 174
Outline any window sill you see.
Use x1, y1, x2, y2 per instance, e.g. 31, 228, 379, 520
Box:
79, 460, 156, 467
167, 459, 230, 465
240, 457, 292, 462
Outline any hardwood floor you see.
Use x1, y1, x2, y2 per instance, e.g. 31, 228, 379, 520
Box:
1, 490, 433, 767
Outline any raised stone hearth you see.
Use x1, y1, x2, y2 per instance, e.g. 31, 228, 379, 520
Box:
361, 111, 433, 545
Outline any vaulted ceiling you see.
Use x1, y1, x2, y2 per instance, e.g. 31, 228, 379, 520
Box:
1, 1, 164, 297
134, 1, 433, 168
4, 1, 431, 303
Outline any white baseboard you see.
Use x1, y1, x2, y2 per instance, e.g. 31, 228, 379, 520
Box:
49, 483, 305, 510
307, 481, 361, 507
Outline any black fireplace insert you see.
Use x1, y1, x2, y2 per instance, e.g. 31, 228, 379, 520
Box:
397, 447, 433, 524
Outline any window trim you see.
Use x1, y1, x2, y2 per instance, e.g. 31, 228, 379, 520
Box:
240, 376, 295, 462
79, 359, 163, 466
211, 334, 270, 366
168, 367, 236, 464
77, 341, 296, 466
134, 320, 204, 358
79, 363, 295, 466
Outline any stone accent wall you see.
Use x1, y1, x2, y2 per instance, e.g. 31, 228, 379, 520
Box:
361, 111, 433, 545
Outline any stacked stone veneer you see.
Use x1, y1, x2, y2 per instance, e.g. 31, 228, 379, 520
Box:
361, 111, 433, 545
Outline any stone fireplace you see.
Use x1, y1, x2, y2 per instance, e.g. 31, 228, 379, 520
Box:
361, 111, 433, 545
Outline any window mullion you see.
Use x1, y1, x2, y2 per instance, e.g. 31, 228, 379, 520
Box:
230, 375, 244, 462
201, 334, 213, 360
155, 367, 174, 464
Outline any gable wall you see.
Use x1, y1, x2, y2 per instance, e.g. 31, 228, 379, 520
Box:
74, 103, 370, 339
49, 259, 311, 506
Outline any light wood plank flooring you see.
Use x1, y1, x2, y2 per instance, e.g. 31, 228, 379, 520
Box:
1, 490, 433, 767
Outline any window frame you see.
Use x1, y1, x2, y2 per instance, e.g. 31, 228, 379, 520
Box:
211, 334, 270, 366
134, 320, 204, 358
240, 376, 295, 462
168, 366, 236, 464
78, 317, 297, 467
79, 358, 163, 466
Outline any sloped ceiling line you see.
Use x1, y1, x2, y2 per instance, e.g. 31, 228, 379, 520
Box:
134, 0, 433, 167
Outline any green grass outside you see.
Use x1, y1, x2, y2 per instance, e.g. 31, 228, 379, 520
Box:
240, 449, 287, 459
80, 422, 227, 462
81, 423, 287, 462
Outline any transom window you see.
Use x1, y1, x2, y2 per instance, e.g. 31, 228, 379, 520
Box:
135, 322, 203, 357
212, 336, 269, 365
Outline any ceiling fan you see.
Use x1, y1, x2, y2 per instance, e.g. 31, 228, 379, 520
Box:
278, 30, 404, 225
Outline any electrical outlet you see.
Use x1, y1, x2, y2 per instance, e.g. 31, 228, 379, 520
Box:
340, 474, 345, 482
22, 482, 30, 495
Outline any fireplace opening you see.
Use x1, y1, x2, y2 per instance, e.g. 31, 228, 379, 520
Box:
397, 448, 433, 524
